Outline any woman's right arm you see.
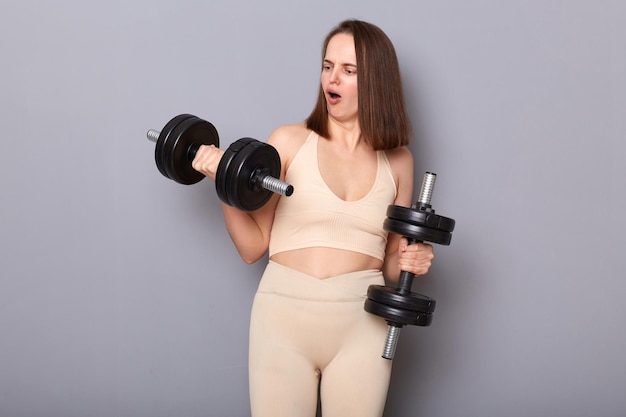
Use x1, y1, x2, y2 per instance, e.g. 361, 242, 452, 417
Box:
219, 196, 278, 264
191, 124, 304, 264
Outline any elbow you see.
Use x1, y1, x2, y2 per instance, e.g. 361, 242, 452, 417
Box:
238, 249, 266, 265
241, 256, 259, 265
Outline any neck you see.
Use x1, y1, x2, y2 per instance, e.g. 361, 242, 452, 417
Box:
328, 116, 362, 150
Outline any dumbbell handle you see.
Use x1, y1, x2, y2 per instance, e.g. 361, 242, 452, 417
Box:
382, 255, 419, 359
382, 172, 436, 360
147, 129, 293, 198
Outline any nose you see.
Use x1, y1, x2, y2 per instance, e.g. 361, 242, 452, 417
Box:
328, 67, 340, 84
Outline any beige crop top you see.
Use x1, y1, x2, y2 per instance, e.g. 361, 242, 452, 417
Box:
269, 131, 397, 261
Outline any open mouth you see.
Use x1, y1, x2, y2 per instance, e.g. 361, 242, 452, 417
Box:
327, 90, 342, 102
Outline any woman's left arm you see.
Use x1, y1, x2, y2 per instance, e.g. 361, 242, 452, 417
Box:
381, 147, 434, 283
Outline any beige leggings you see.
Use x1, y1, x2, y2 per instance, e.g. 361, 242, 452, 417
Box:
249, 261, 393, 417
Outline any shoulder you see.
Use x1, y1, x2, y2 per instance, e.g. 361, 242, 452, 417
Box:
383, 146, 415, 206
384, 146, 414, 175
267, 122, 310, 146
266, 122, 312, 167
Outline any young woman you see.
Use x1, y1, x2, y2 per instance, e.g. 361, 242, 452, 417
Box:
192, 19, 434, 417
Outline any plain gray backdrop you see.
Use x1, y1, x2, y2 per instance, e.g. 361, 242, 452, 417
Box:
1, 0, 625, 416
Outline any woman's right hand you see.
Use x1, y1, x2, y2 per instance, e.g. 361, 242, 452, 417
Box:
191, 145, 224, 181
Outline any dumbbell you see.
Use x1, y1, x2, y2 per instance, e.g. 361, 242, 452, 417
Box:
147, 114, 294, 211
364, 172, 455, 360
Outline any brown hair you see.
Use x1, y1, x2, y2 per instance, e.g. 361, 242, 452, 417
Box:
306, 19, 411, 150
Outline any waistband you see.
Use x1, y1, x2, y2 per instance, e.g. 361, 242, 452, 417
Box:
257, 261, 385, 301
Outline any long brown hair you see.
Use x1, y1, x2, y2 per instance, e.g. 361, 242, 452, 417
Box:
306, 19, 411, 150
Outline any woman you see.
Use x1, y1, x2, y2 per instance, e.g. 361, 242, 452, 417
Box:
192, 19, 434, 417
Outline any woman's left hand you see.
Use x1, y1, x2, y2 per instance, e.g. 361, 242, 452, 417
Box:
398, 238, 434, 276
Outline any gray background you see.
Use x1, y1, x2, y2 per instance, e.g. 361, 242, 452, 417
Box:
1, 0, 625, 416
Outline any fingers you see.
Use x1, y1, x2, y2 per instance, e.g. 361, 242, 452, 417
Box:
398, 239, 434, 276
191, 145, 224, 180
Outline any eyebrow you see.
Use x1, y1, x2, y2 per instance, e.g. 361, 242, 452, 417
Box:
323, 59, 357, 68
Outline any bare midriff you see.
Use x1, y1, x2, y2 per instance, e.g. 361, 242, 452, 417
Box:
270, 247, 383, 279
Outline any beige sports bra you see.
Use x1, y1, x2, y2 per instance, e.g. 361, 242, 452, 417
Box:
269, 131, 397, 261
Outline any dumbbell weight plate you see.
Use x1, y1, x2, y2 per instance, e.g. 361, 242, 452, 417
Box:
162, 116, 220, 185
155, 114, 195, 179
215, 138, 252, 206
386, 205, 456, 233
383, 218, 453, 246
366, 285, 436, 313
364, 298, 433, 327
215, 138, 252, 207
216, 138, 281, 211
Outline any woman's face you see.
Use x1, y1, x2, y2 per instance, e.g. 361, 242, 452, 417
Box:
321, 33, 359, 125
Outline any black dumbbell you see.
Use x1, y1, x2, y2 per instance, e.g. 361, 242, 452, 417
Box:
147, 114, 294, 211
364, 172, 455, 360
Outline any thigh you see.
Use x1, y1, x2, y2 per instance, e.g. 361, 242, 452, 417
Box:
319, 309, 393, 417
249, 292, 320, 417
